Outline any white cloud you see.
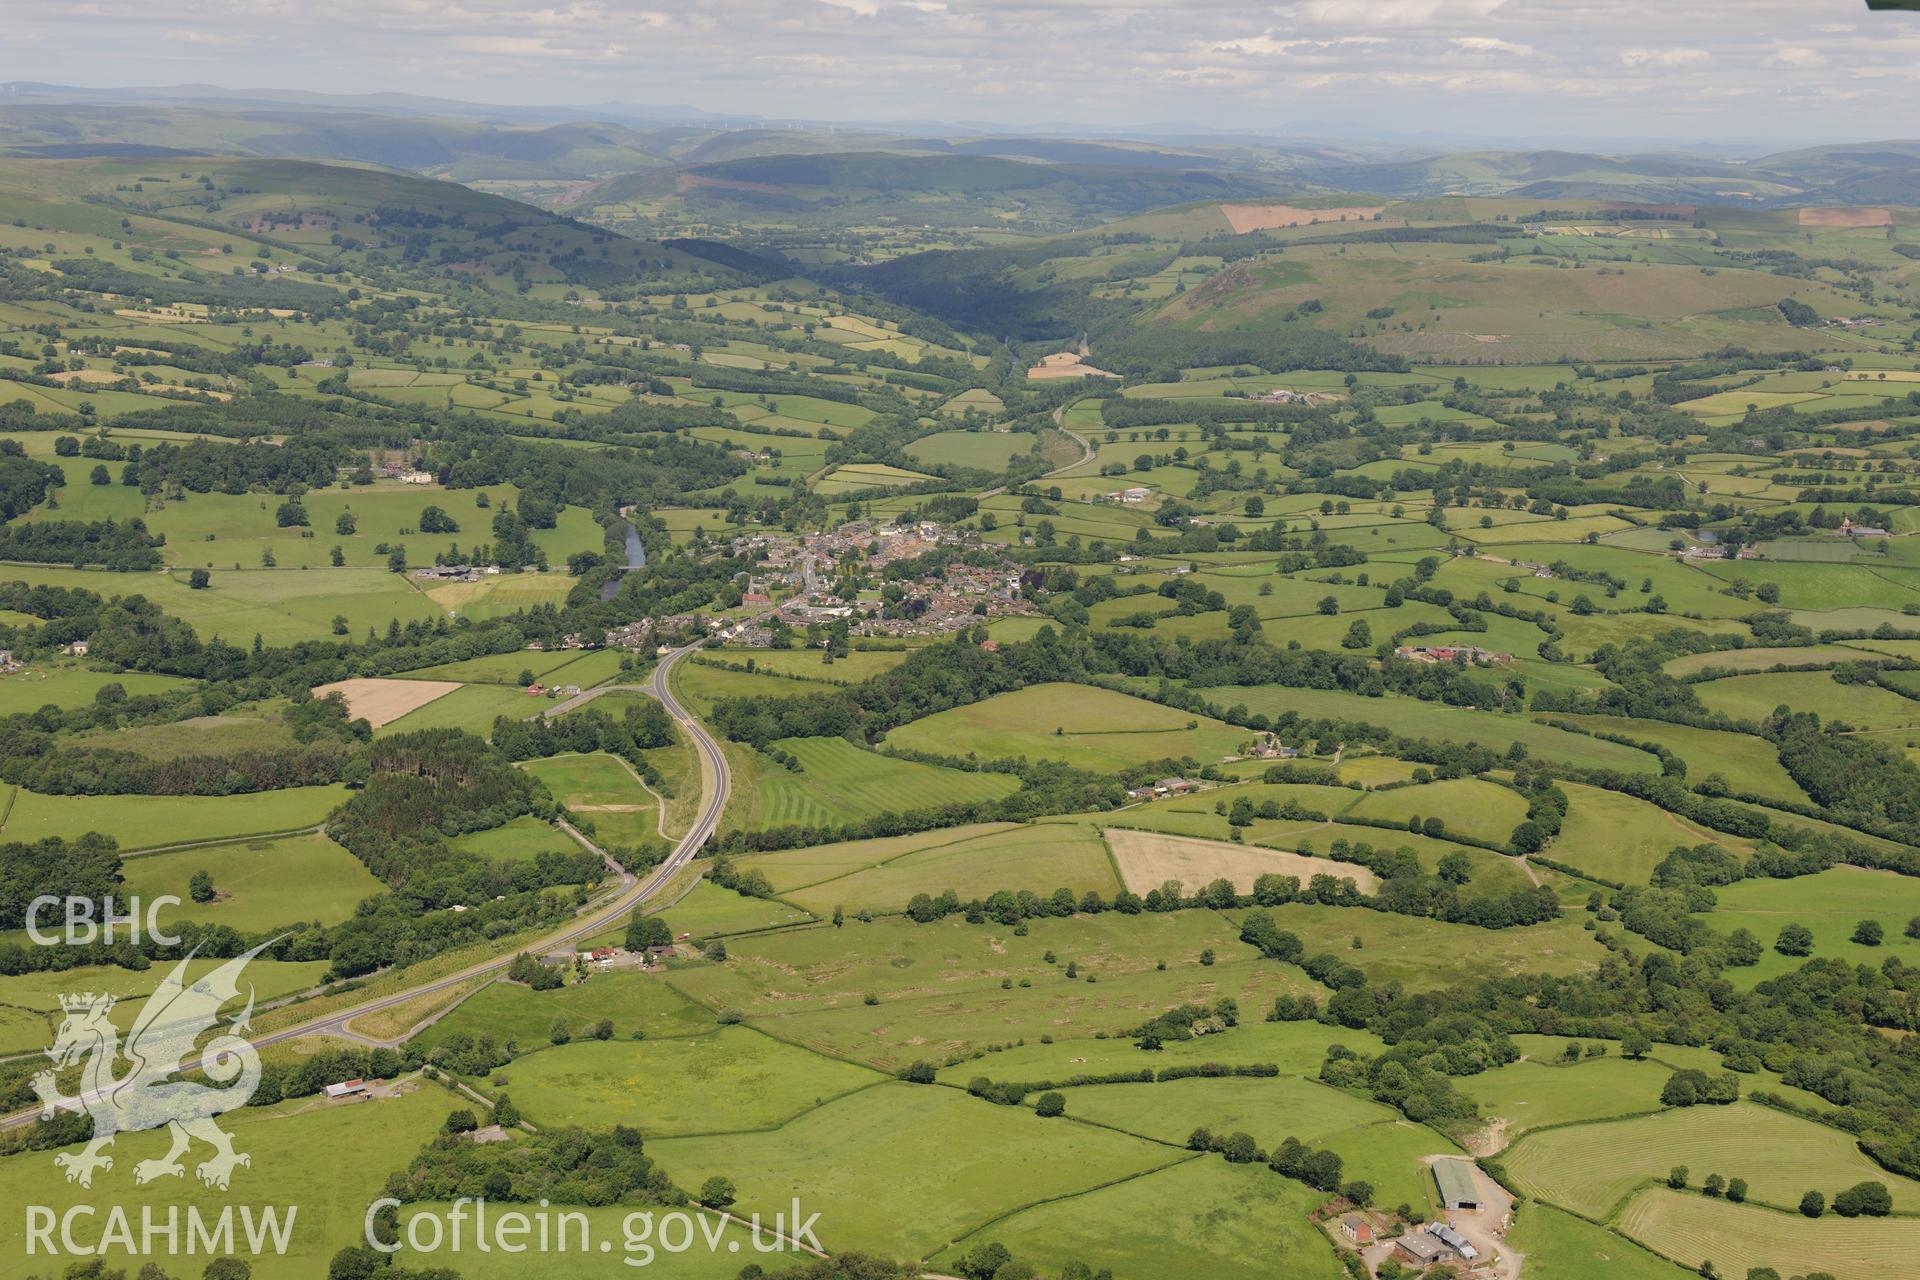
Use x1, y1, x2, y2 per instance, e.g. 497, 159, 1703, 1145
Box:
1451, 36, 1533, 56
1766, 46, 1827, 67
1620, 47, 1713, 68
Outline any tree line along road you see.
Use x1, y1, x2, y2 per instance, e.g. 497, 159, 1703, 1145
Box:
0, 641, 731, 1131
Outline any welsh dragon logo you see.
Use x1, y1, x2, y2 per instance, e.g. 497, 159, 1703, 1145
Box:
31, 941, 272, 1191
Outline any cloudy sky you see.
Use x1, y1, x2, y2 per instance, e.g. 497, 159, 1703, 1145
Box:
6, 0, 1919, 145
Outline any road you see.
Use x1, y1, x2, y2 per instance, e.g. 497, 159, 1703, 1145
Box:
977, 397, 1095, 500
0, 642, 730, 1129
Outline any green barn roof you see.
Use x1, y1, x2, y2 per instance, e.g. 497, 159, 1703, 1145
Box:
1434, 1158, 1479, 1205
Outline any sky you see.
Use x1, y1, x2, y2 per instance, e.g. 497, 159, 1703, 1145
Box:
5, 0, 1920, 146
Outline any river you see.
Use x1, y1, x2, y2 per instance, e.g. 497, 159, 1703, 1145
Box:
599, 517, 648, 601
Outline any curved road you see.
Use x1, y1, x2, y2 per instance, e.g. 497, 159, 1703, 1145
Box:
0, 642, 729, 1128
976, 397, 1096, 500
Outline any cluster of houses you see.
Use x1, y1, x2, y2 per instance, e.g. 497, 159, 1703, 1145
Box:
521, 682, 582, 699
1393, 644, 1512, 667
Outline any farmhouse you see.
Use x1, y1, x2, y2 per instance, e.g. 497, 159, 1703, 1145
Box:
1246, 733, 1298, 760
1338, 1214, 1373, 1245
1395, 644, 1512, 667
1434, 1158, 1482, 1211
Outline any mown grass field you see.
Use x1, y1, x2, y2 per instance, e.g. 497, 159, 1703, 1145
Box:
1508, 1203, 1694, 1280
377, 682, 541, 738
734, 736, 1019, 832
1615, 1186, 1920, 1280
885, 683, 1247, 771
775, 821, 1120, 914
648, 1081, 1181, 1259
735, 822, 1019, 894
1504, 1101, 1920, 1218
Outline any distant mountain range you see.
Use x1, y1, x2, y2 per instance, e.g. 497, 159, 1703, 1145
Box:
3, 83, 1919, 209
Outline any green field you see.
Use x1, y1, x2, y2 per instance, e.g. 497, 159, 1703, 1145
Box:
411, 972, 718, 1055
1210, 685, 1663, 772
0, 662, 193, 714
767, 821, 1122, 914
1504, 1101, 1920, 1219
120, 831, 383, 932
0, 1082, 451, 1278
0, 565, 444, 647
1615, 1187, 1920, 1280
0, 783, 348, 848
470, 1027, 885, 1135
1458, 1055, 1674, 1146
379, 682, 542, 738
885, 683, 1247, 771
1344, 776, 1530, 846
1697, 867, 1920, 984
731, 736, 1019, 832
1543, 715, 1811, 806
449, 813, 584, 862
649, 1081, 1180, 1258
1509, 1202, 1695, 1280
1693, 670, 1920, 732
933, 1156, 1339, 1280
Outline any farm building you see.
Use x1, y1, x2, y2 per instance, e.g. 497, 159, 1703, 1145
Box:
1338, 1214, 1373, 1245
1434, 1158, 1482, 1210
1394, 1232, 1452, 1267
1427, 1222, 1477, 1261
1395, 644, 1512, 667
323, 1079, 367, 1100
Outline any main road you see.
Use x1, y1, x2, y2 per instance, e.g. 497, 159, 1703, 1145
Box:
0, 641, 729, 1127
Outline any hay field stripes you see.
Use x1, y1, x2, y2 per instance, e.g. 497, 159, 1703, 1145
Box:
1102, 827, 1382, 894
